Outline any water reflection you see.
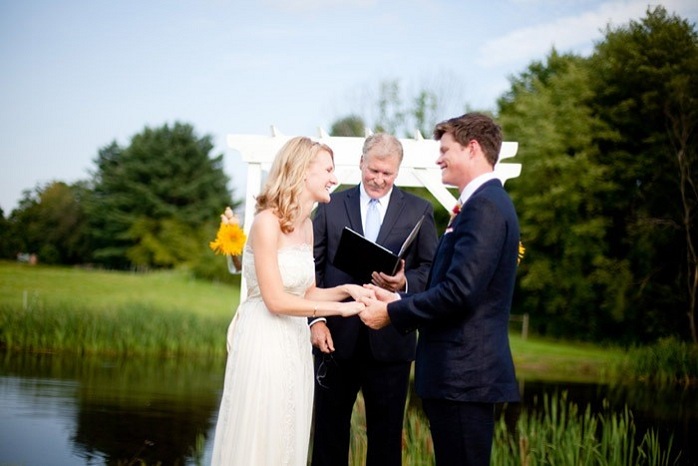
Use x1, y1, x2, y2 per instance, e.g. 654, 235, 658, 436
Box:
0, 353, 696, 465
0, 374, 82, 465
0, 353, 224, 465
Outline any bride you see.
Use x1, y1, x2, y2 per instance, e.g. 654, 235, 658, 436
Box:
210, 137, 371, 465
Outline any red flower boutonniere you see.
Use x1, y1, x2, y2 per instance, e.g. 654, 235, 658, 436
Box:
448, 201, 462, 227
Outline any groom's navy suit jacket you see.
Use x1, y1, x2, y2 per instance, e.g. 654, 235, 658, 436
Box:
389, 179, 520, 402
313, 185, 438, 361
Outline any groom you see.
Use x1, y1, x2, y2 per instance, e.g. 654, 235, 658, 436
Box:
359, 112, 521, 466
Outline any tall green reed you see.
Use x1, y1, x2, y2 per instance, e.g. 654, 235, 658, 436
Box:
493, 392, 678, 466
615, 337, 698, 386
0, 302, 229, 357
348, 391, 680, 466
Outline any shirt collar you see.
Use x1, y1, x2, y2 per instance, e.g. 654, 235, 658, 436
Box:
360, 183, 392, 205
459, 172, 498, 205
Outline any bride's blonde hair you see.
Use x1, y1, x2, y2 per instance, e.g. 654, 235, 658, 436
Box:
255, 136, 334, 234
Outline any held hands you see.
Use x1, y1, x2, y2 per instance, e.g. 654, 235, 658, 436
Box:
364, 284, 400, 304
358, 295, 391, 329
338, 284, 373, 317
358, 284, 398, 330
344, 284, 376, 302
339, 300, 365, 317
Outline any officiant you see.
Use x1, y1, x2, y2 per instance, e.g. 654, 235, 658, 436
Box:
309, 133, 438, 466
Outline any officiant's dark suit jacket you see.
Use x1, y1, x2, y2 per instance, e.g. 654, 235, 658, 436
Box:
388, 179, 520, 402
312, 185, 438, 361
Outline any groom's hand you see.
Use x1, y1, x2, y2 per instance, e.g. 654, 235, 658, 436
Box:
359, 296, 391, 329
364, 284, 400, 303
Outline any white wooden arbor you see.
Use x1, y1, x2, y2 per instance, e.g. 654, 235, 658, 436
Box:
227, 127, 521, 300
227, 126, 522, 235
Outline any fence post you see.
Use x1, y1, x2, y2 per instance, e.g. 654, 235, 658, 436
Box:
522, 313, 529, 340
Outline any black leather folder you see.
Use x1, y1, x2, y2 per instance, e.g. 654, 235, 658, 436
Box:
332, 215, 424, 282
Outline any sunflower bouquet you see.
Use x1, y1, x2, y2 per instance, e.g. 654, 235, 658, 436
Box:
210, 207, 247, 272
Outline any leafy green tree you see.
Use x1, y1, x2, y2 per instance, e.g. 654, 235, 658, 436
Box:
330, 115, 366, 137
499, 51, 632, 341
7, 181, 91, 264
88, 122, 236, 269
589, 6, 698, 341
331, 78, 466, 138
411, 89, 438, 138
498, 7, 698, 344
375, 80, 405, 135
0, 207, 15, 259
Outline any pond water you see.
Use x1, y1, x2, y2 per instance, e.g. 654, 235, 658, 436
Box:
0, 353, 696, 465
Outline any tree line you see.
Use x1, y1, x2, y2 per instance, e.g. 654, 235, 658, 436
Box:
1, 6, 695, 345
499, 7, 697, 344
0, 122, 240, 282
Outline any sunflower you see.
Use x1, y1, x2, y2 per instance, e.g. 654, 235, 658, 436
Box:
518, 241, 525, 265
209, 207, 247, 256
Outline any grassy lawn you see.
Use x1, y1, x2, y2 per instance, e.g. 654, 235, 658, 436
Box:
510, 333, 623, 382
0, 260, 625, 380
0, 260, 239, 318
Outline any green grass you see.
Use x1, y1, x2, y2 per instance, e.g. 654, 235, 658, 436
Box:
0, 260, 239, 317
509, 333, 624, 383
3, 260, 695, 385
0, 260, 628, 377
0, 261, 239, 357
617, 337, 698, 386
0, 260, 631, 375
1, 261, 689, 465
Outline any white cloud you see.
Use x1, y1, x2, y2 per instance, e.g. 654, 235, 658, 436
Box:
478, 0, 697, 69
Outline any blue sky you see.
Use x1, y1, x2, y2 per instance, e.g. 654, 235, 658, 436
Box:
1, 0, 697, 214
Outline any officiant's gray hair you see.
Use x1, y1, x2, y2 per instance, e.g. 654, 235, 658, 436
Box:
362, 133, 403, 163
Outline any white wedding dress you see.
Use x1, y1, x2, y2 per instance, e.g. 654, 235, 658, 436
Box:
211, 244, 315, 466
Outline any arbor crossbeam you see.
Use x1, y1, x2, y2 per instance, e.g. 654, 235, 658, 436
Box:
227, 126, 521, 234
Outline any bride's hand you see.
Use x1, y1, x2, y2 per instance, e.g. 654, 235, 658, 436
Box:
339, 301, 365, 317
344, 284, 376, 302
363, 284, 399, 303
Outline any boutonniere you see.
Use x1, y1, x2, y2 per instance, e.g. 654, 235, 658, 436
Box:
448, 201, 462, 227
209, 207, 247, 256
518, 241, 525, 265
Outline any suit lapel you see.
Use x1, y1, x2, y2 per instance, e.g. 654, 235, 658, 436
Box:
427, 235, 446, 288
377, 189, 405, 244
342, 187, 410, 242
343, 186, 363, 233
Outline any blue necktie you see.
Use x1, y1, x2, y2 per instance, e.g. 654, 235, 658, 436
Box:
365, 198, 380, 242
